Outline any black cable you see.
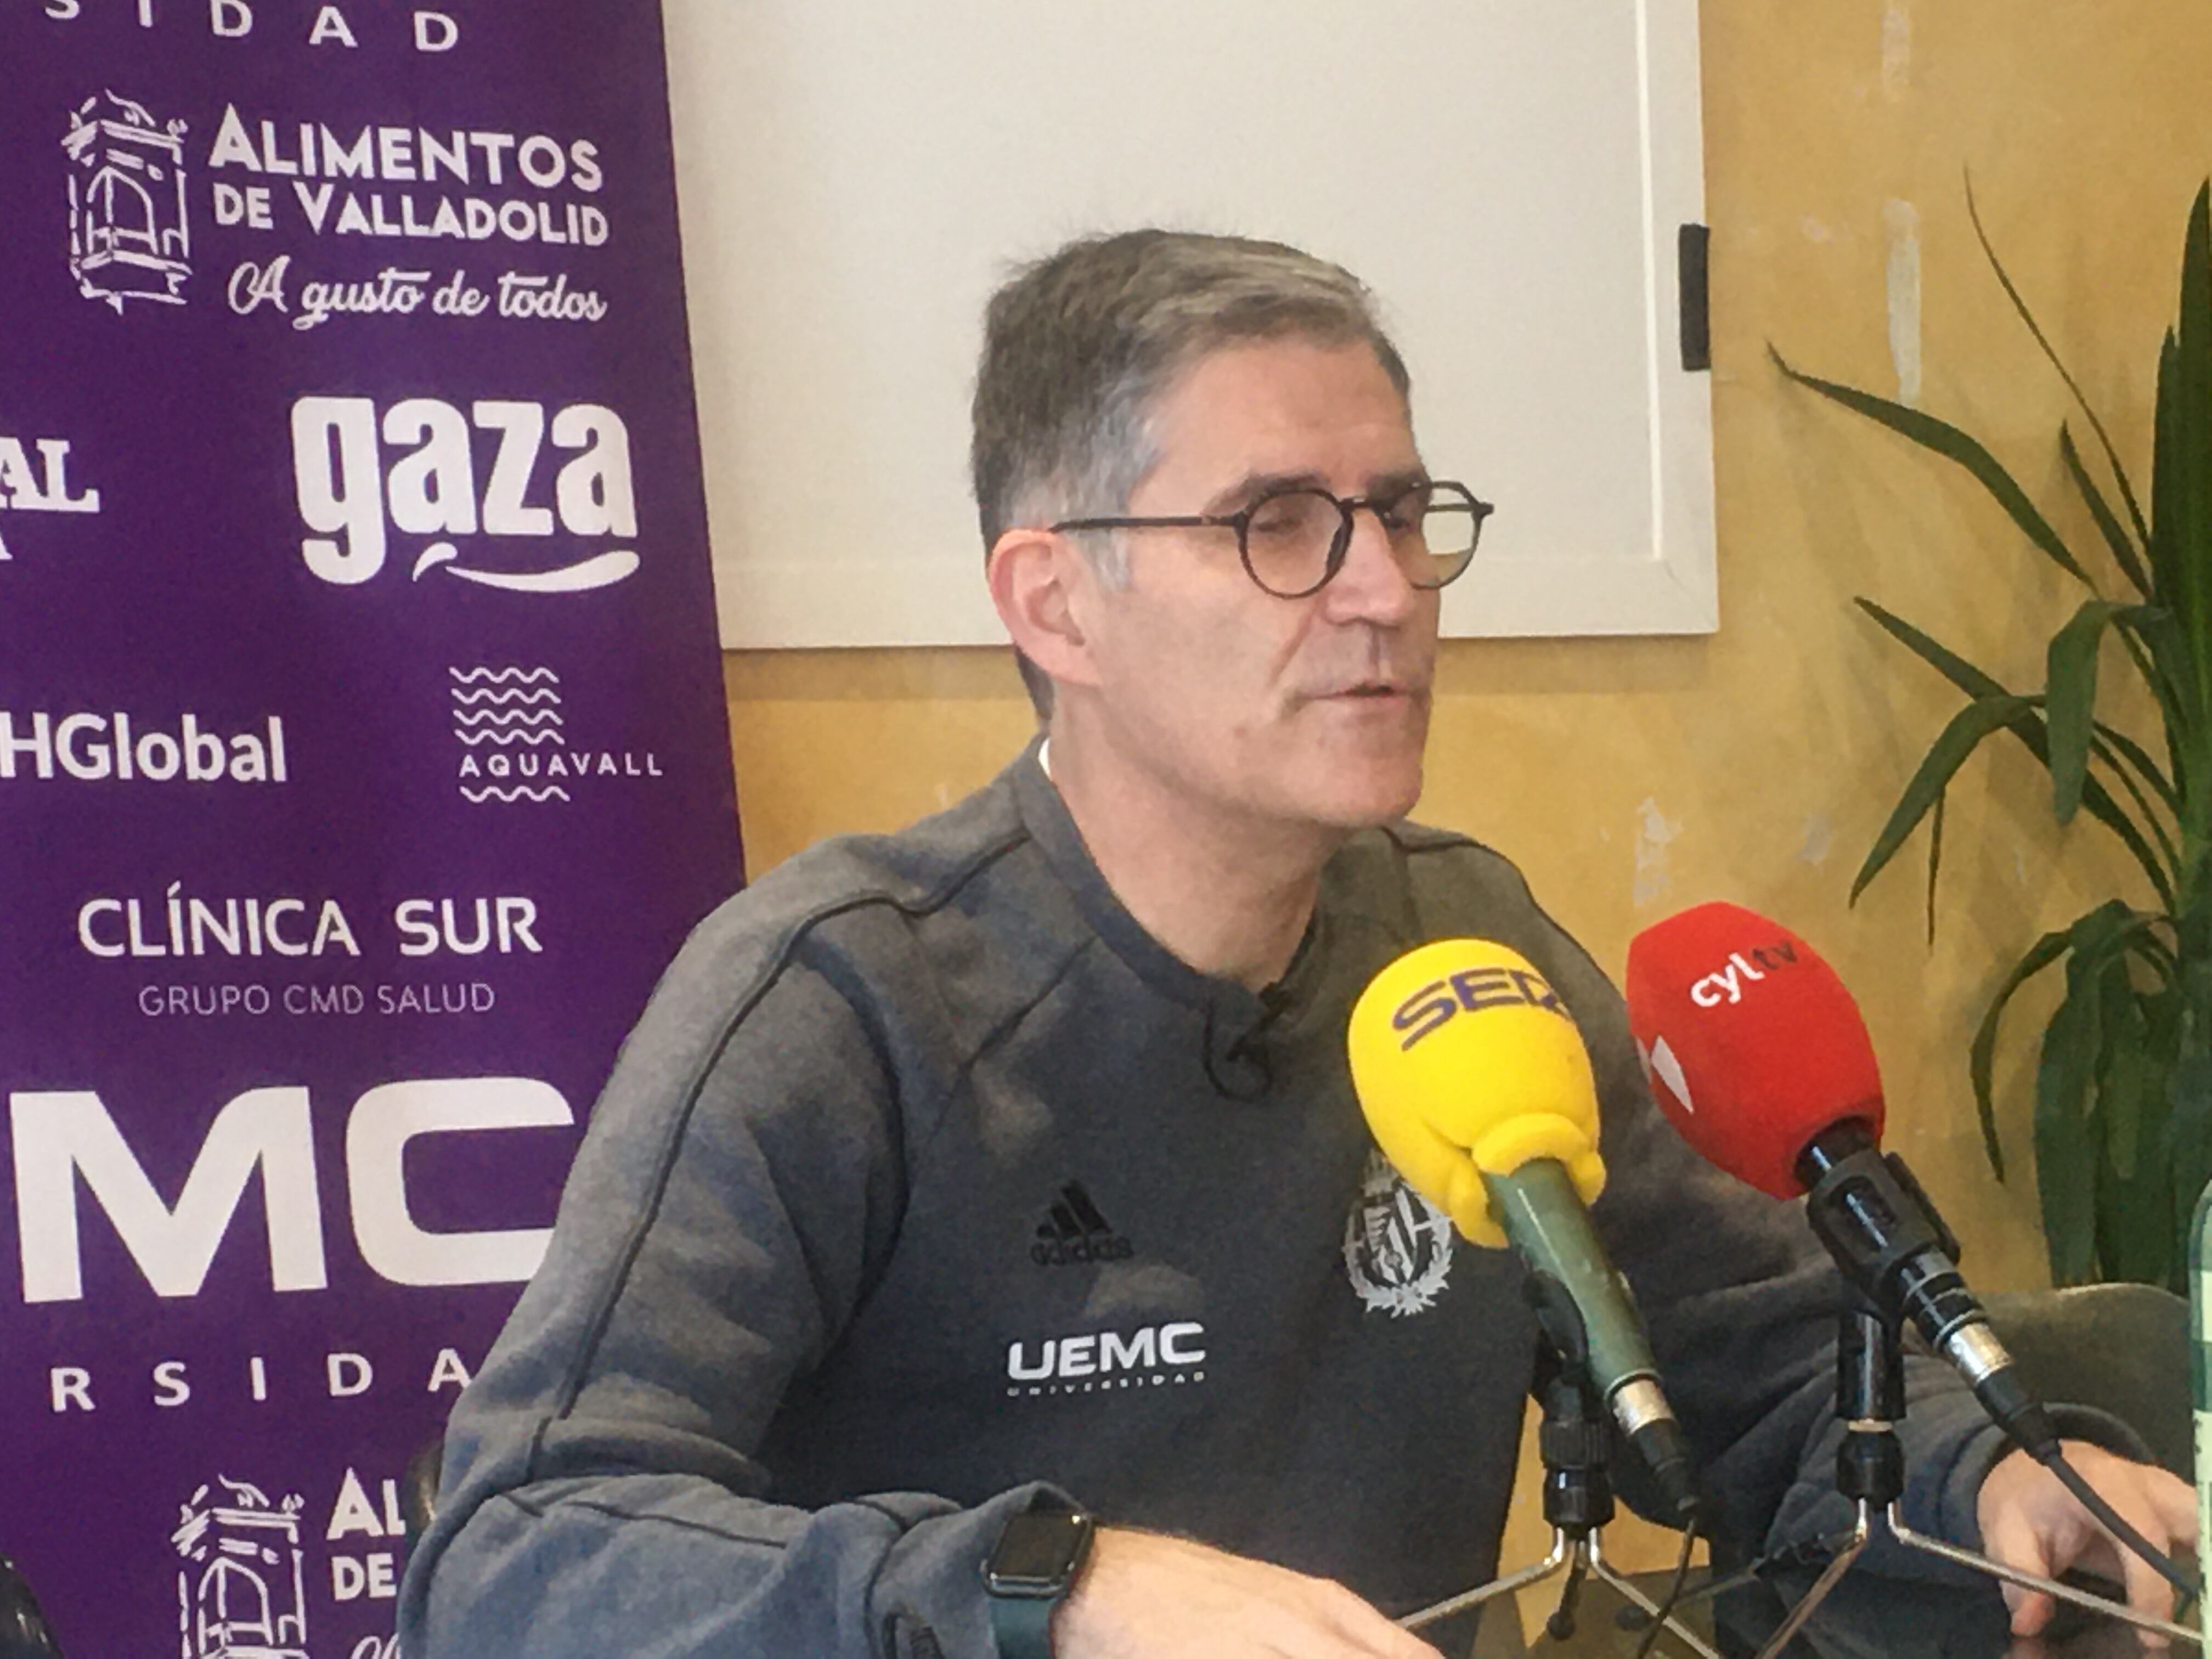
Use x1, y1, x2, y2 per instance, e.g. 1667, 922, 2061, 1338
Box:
1630, 1510, 1704, 1659
1617, 1529, 1852, 1630
2033, 1442, 2198, 1608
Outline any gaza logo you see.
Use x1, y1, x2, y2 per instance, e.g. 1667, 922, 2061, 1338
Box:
290, 395, 637, 595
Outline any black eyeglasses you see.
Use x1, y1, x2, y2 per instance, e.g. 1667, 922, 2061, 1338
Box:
1051, 479, 1491, 599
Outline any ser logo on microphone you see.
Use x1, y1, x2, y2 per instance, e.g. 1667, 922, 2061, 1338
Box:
1392, 963, 1566, 1051
1687, 940, 1798, 1007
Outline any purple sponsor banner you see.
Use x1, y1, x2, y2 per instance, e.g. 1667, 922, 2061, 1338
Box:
0, 3, 744, 1654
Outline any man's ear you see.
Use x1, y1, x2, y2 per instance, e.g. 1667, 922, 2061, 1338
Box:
988, 528, 1103, 692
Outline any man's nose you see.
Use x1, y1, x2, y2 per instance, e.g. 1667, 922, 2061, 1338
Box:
1321, 505, 1424, 625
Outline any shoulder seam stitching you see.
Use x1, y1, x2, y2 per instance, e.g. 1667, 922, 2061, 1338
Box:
499, 1487, 794, 1551
526, 820, 1035, 1478
913, 933, 1102, 1166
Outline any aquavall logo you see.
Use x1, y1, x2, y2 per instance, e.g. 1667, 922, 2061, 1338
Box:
449, 665, 664, 806
1030, 1181, 1132, 1267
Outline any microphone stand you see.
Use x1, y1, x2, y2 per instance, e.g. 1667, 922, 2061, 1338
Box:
1743, 1302, 2197, 1658
1397, 1339, 1721, 1659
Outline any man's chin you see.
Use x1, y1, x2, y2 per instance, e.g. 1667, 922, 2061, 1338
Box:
1299, 760, 1425, 832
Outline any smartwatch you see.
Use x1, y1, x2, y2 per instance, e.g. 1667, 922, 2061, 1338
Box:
981, 1499, 1094, 1659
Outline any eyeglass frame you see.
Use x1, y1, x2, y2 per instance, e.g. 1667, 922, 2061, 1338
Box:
1048, 478, 1493, 600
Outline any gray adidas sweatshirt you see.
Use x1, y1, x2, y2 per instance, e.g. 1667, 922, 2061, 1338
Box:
398, 744, 2023, 1658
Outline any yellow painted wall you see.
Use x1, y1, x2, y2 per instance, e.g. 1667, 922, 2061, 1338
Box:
717, 0, 2191, 1595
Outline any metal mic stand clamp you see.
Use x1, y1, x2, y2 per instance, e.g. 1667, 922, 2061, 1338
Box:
1399, 1334, 1720, 1658
1748, 1302, 2197, 1659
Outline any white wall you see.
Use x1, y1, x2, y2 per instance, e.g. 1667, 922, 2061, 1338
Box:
665, 0, 1715, 648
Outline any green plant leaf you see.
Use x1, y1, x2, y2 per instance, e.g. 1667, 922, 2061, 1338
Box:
1967, 172, 2152, 552
1855, 601, 2179, 907
2118, 606, 2197, 762
1798, 185, 2212, 1290
2073, 738, 2177, 902
2037, 953, 2105, 1284
1852, 693, 2034, 903
2047, 600, 2154, 822
2060, 424, 2153, 598
2090, 736, 2183, 884
1865, 596, 2180, 812
2092, 960, 2148, 1182
1970, 926, 2073, 1181
2153, 188, 2212, 732
1775, 348, 2096, 588
2092, 963, 2174, 1286
2151, 331, 2185, 662
2097, 1035, 2174, 1285
1976, 906, 2176, 1221
2053, 903, 2180, 1285
1925, 789, 1945, 945
1856, 598, 2004, 694
2083, 694, 2182, 814
2164, 964, 2212, 1255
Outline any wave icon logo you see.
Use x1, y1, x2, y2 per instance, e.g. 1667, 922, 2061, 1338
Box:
451, 666, 569, 804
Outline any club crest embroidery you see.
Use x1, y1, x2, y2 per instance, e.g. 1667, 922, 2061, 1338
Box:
1342, 1148, 1454, 1317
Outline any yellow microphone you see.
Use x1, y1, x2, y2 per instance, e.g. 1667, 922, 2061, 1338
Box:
1349, 939, 1697, 1520
1348, 939, 1605, 1249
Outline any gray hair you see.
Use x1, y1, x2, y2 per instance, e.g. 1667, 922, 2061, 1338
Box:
971, 229, 1412, 715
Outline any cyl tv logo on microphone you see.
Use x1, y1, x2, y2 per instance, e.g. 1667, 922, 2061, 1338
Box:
1685, 941, 1799, 1007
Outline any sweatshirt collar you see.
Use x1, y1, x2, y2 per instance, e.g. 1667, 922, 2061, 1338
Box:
1011, 738, 1335, 1096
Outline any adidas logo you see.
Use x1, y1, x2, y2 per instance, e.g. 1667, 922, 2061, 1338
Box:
1030, 1181, 1134, 1267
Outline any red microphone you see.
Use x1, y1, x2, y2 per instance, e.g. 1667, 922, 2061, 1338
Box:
1624, 901, 2058, 1458
1622, 904, 1884, 1200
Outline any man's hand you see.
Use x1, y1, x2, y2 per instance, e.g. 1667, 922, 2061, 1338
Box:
1976, 1440, 2196, 1643
1053, 1527, 1440, 1658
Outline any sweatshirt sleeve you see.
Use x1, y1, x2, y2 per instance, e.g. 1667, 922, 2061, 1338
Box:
396, 907, 1053, 1659
1504, 885, 2029, 1575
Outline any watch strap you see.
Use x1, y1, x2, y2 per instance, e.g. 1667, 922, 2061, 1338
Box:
986, 1588, 1058, 1659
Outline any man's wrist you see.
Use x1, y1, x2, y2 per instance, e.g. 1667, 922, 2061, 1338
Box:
983, 1498, 1095, 1658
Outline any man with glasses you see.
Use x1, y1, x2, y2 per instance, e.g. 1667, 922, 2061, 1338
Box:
403, 231, 2190, 1659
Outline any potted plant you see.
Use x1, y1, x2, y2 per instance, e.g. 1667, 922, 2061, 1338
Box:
1778, 182, 2212, 1291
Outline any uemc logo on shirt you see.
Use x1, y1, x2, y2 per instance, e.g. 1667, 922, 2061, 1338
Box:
1004, 1322, 1206, 1398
